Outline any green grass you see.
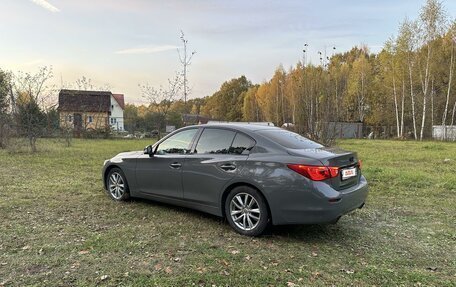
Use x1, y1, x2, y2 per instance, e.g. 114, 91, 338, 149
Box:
0, 138, 455, 286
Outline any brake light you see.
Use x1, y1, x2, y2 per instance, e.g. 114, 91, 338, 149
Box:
357, 160, 362, 170
287, 164, 339, 181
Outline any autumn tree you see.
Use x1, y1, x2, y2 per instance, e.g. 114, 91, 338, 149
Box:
12, 66, 54, 152
202, 76, 252, 121
242, 86, 260, 122
140, 74, 182, 138
441, 20, 456, 139
0, 69, 11, 148
417, 0, 447, 139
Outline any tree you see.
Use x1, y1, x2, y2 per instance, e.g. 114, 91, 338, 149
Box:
417, 0, 447, 140
178, 30, 196, 112
124, 104, 140, 133
12, 66, 54, 152
347, 47, 372, 122
441, 20, 456, 139
242, 86, 260, 121
0, 69, 11, 148
140, 74, 182, 138
397, 18, 419, 139
16, 98, 46, 151
203, 76, 252, 121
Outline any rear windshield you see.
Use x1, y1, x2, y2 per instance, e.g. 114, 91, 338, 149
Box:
257, 129, 323, 149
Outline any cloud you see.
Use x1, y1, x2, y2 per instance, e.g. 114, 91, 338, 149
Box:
115, 45, 179, 55
21, 59, 45, 67
30, 0, 60, 12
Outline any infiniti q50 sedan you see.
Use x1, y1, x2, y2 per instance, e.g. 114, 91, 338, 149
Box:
102, 123, 368, 236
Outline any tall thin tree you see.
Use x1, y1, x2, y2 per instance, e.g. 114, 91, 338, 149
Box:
178, 30, 196, 113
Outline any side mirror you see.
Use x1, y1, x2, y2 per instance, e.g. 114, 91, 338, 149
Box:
144, 145, 154, 157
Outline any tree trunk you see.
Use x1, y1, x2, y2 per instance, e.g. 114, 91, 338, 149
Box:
281, 83, 285, 124
431, 80, 434, 128
392, 74, 400, 138
409, 63, 418, 140
442, 41, 454, 140
400, 80, 405, 137
29, 135, 37, 153
419, 46, 431, 141
276, 83, 279, 126
451, 99, 456, 126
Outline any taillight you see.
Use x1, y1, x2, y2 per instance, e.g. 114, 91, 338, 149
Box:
287, 164, 339, 181
357, 160, 362, 170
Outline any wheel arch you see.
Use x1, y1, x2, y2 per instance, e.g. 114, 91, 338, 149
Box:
221, 182, 273, 224
103, 164, 121, 190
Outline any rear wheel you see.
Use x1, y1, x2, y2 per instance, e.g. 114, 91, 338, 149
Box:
106, 168, 130, 201
225, 186, 269, 236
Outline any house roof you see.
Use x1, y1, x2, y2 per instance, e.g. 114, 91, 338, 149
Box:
112, 94, 125, 110
58, 89, 111, 112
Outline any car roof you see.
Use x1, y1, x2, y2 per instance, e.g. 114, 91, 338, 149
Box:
198, 123, 280, 132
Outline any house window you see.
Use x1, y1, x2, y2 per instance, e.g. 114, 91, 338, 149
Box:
88, 116, 93, 123
111, 118, 116, 124
68, 115, 73, 122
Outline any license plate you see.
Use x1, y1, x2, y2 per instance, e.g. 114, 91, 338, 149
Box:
341, 167, 357, 180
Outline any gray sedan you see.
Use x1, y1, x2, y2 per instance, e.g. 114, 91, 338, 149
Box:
102, 123, 368, 236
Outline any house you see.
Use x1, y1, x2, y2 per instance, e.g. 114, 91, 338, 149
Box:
110, 94, 125, 131
58, 89, 125, 132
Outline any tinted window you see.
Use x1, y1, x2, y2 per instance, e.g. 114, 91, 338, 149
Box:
156, 129, 197, 155
229, 133, 255, 155
195, 129, 236, 154
257, 129, 323, 149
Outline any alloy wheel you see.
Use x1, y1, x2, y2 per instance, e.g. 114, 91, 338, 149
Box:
229, 192, 261, 231
108, 172, 125, 199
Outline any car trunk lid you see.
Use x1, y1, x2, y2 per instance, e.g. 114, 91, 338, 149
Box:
287, 147, 360, 191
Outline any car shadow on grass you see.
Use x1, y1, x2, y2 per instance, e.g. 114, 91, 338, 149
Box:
125, 197, 360, 243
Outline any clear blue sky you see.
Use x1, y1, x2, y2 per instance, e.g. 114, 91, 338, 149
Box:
1, 0, 455, 104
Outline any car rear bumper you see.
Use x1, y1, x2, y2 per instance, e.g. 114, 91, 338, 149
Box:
270, 175, 368, 225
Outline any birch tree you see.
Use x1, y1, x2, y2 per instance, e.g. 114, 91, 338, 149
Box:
442, 20, 455, 139
417, 0, 447, 140
397, 19, 418, 139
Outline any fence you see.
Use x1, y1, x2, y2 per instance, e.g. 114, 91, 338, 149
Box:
326, 122, 363, 139
432, 125, 456, 141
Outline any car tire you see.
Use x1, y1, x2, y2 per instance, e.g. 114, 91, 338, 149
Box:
106, 168, 130, 201
225, 186, 269, 236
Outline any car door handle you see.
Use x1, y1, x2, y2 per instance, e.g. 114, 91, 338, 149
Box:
169, 162, 182, 169
220, 163, 236, 171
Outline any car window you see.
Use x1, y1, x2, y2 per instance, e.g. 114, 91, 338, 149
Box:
229, 133, 255, 155
195, 129, 236, 154
156, 129, 198, 155
256, 129, 323, 149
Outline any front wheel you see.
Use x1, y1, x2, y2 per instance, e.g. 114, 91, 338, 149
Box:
225, 186, 269, 236
106, 168, 130, 201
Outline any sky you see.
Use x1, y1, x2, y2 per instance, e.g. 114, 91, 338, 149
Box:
1, 0, 455, 104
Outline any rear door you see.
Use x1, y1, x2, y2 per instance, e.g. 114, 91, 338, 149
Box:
182, 128, 255, 207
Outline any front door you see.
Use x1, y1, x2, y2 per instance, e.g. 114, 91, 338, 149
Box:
136, 128, 199, 199
73, 113, 82, 130
73, 113, 82, 137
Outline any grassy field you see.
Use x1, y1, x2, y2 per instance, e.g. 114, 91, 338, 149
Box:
0, 138, 455, 286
